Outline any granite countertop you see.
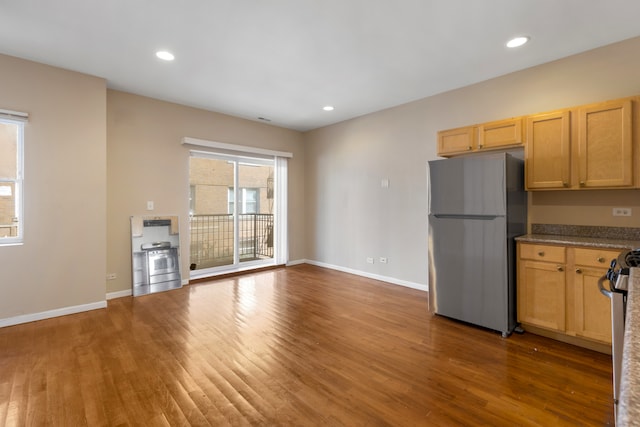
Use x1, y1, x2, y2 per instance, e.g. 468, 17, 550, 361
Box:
515, 234, 640, 250
618, 268, 640, 425
515, 224, 640, 250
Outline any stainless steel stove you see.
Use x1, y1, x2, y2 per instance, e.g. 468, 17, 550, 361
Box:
131, 216, 182, 297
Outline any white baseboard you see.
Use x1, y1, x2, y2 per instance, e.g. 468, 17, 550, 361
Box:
0, 301, 107, 328
303, 260, 428, 292
286, 259, 306, 266
106, 289, 132, 300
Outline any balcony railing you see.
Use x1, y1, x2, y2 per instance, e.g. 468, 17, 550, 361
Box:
189, 213, 274, 270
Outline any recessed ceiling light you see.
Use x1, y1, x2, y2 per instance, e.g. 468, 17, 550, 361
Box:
506, 36, 530, 48
156, 50, 175, 61
323, 106, 334, 111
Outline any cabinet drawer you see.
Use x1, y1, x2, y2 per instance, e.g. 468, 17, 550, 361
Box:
519, 243, 565, 263
573, 248, 620, 268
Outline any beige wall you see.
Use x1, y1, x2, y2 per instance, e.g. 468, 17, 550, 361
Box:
107, 91, 305, 293
0, 54, 107, 320
304, 36, 640, 287
4, 35, 640, 322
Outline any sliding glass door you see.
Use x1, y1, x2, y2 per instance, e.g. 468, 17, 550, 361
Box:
189, 152, 275, 275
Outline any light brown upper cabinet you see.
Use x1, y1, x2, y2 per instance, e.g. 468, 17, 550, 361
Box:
477, 117, 523, 151
437, 117, 523, 157
437, 126, 476, 156
526, 97, 636, 190
526, 110, 571, 189
577, 99, 633, 189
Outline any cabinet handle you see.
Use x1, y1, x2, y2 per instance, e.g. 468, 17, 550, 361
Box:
579, 181, 586, 186
557, 266, 564, 272
562, 182, 569, 187
576, 268, 582, 274
467, 146, 472, 151
537, 251, 545, 257
597, 257, 605, 263
478, 144, 484, 149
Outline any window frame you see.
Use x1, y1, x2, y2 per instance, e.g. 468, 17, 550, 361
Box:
0, 117, 24, 246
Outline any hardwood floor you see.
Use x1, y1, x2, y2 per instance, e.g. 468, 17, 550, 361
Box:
0, 265, 614, 426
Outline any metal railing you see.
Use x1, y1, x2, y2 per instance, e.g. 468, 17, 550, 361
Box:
189, 214, 274, 270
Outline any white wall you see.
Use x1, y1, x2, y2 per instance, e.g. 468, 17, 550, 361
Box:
304, 36, 640, 289
0, 54, 107, 324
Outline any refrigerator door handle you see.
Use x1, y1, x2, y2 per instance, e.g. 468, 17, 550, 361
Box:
432, 214, 500, 220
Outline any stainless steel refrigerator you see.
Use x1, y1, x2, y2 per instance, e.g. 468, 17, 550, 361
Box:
428, 153, 527, 336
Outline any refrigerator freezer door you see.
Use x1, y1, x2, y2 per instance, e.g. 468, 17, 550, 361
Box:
428, 214, 512, 334
429, 154, 506, 216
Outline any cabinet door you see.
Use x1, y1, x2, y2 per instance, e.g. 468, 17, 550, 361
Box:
525, 111, 571, 190
518, 259, 566, 332
577, 99, 633, 188
169, 216, 179, 235
573, 266, 612, 344
437, 126, 475, 156
478, 118, 523, 150
131, 216, 143, 237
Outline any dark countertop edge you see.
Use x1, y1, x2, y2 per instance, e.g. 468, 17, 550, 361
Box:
515, 234, 640, 250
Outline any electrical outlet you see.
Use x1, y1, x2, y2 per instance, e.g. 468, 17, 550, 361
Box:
613, 207, 632, 217
366, 257, 374, 264
379, 257, 388, 264
106, 273, 117, 280
147, 200, 154, 210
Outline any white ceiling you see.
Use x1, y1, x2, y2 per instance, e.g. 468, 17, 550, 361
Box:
2, 1, 640, 131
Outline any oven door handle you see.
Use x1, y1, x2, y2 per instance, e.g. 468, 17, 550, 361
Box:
598, 275, 614, 298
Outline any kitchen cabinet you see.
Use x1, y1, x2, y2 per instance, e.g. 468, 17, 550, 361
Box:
437, 126, 476, 156
168, 216, 179, 235
437, 117, 523, 157
517, 242, 617, 349
517, 244, 566, 332
572, 248, 614, 343
131, 216, 143, 237
477, 117, 523, 151
525, 97, 635, 190
525, 110, 571, 189
578, 99, 633, 189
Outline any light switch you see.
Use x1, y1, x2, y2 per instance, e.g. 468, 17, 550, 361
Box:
381, 178, 390, 188
147, 201, 154, 211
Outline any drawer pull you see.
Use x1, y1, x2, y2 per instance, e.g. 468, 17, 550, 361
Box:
557, 266, 564, 272
537, 251, 545, 257
576, 268, 582, 274
597, 257, 605, 263
467, 146, 472, 151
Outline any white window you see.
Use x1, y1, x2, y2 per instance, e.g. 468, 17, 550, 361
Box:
228, 187, 260, 214
0, 116, 24, 245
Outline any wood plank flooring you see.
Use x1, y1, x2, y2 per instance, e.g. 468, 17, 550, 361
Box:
0, 265, 614, 426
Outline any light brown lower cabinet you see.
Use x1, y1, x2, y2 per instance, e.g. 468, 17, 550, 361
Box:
517, 242, 620, 351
